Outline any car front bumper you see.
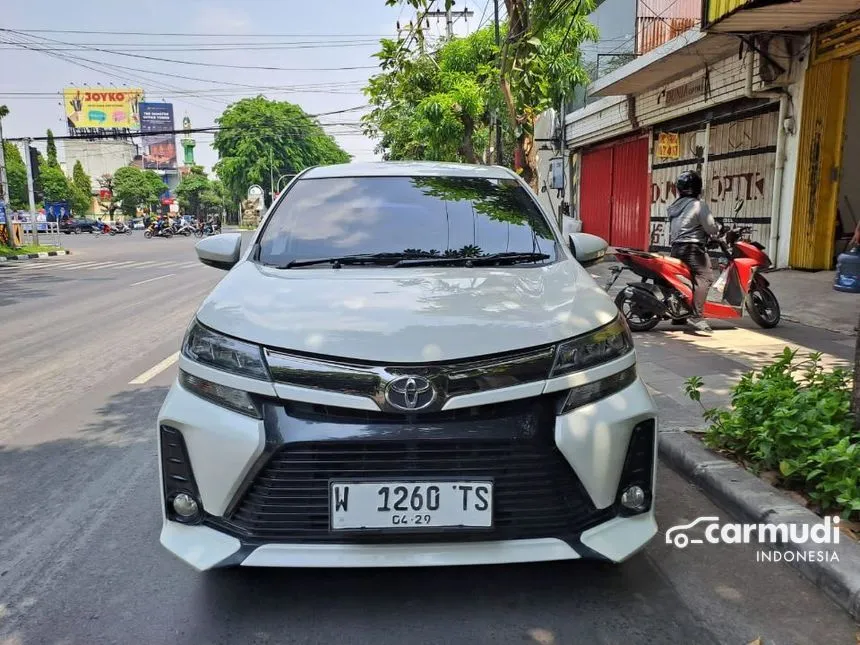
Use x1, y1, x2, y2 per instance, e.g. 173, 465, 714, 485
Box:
157, 364, 658, 571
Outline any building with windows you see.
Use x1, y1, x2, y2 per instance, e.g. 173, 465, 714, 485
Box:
539, 0, 860, 270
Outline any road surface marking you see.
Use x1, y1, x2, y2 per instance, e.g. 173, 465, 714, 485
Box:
89, 261, 138, 270
131, 273, 175, 286
129, 352, 180, 384
58, 261, 104, 270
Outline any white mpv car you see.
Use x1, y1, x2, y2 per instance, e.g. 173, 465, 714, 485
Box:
157, 161, 658, 571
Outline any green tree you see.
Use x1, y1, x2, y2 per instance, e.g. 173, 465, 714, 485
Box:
213, 97, 350, 206
364, 27, 499, 163
39, 161, 70, 203
3, 141, 28, 210
46, 129, 59, 168
175, 166, 212, 219
69, 160, 92, 216
97, 174, 120, 219
369, 0, 597, 185
201, 187, 224, 215
113, 166, 162, 217
143, 170, 167, 211
72, 160, 91, 196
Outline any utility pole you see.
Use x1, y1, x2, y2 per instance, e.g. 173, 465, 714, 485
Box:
269, 148, 274, 206
0, 113, 14, 247
426, 3, 474, 38
493, 0, 503, 165
22, 138, 38, 247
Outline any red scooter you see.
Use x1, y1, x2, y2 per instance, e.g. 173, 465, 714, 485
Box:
605, 208, 780, 331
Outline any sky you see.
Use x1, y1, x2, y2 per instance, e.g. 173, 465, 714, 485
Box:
0, 0, 486, 174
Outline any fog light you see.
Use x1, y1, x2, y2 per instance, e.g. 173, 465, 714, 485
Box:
620, 485, 647, 511
172, 493, 199, 518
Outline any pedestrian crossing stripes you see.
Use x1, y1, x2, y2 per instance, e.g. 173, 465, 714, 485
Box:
1, 259, 205, 273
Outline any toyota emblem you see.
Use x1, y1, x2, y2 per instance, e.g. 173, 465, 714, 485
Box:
385, 376, 436, 411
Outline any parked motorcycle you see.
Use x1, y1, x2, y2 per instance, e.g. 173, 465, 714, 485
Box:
607, 202, 780, 331
108, 221, 133, 236
144, 224, 174, 239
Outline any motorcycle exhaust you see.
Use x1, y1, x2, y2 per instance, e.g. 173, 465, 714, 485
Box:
622, 286, 668, 317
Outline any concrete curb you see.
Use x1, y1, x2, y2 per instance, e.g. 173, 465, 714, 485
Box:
0, 249, 70, 262
659, 430, 860, 621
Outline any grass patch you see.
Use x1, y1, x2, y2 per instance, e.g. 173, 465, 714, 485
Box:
1, 243, 64, 257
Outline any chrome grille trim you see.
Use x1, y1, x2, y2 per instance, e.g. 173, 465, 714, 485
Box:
263, 345, 557, 413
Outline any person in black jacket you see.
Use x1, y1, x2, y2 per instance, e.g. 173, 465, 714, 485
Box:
667, 170, 719, 334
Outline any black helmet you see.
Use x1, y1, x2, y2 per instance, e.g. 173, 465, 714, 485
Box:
676, 170, 703, 198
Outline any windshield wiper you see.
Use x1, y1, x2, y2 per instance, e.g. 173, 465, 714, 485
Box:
392, 252, 550, 268
271, 253, 417, 269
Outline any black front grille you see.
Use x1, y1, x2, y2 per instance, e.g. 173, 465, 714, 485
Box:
213, 439, 615, 545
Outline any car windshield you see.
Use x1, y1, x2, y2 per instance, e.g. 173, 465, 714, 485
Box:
256, 175, 559, 267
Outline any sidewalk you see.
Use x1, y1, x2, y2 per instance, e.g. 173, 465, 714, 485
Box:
589, 259, 856, 427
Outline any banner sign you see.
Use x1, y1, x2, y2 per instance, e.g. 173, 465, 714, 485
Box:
140, 102, 177, 170
64, 87, 144, 137
664, 76, 707, 108
45, 201, 70, 221
657, 132, 681, 159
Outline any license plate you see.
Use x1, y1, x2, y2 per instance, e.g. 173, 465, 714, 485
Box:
330, 480, 493, 531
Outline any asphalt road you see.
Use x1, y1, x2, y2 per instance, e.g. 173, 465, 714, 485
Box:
0, 234, 857, 645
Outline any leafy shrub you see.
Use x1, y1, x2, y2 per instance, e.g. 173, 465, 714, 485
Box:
685, 348, 859, 519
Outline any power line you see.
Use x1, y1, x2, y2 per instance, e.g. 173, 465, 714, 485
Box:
6, 27, 392, 38
0, 30, 380, 73
7, 122, 367, 143
0, 42, 384, 52
1, 31, 225, 110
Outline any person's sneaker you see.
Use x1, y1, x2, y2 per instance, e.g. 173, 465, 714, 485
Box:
688, 318, 713, 335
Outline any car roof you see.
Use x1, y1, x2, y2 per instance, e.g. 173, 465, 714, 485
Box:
300, 161, 519, 180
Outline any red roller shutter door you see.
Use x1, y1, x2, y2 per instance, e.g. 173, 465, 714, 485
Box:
610, 137, 650, 250
580, 147, 613, 242
579, 136, 650, 249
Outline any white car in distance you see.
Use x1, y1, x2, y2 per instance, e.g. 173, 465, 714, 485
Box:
157, 161, 658, 571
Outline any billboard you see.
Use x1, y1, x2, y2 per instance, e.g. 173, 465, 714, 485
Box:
64, 88, 144, 136
140, 102, 177, 170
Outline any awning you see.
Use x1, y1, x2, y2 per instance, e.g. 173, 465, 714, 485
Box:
588, 28, 739, 97
706, 0, 860, 32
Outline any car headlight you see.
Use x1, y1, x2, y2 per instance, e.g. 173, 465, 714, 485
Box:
179, 370, 261, 418
181, 320, 270, 380
558, 365, 637, 414
550, 316, 633, 377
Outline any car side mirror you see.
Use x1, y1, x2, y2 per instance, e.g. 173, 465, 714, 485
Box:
196, 232, 241, 271
569, 232, 608, 268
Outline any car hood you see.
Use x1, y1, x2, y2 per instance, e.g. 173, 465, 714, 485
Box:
196, 260, 619, 363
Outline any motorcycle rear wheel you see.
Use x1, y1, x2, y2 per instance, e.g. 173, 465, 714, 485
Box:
615, 291, 661, 332
746, 286, 780, 328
